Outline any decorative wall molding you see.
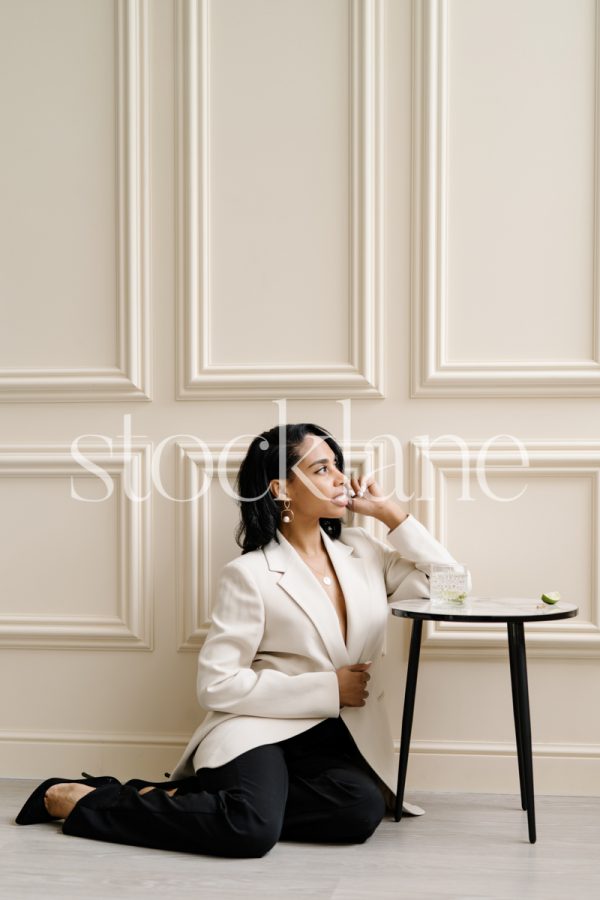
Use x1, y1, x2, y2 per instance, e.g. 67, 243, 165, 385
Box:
409, 439, 600, 656
176, 439, 386, 649
0, 0, 151, 402
410, 0, 600, 397
402, 738, 600, 760
176, 0, 384, 398
0, 728, 189, 749
2, 728, 597, 794
397, 738, 600, 796
0, 728, 189, 780
0, 444, 152, 648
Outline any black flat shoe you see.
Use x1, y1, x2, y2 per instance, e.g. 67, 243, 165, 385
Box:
15, 772, 120, 825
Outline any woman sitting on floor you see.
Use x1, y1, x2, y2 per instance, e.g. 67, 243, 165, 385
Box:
16, 422, 469, 857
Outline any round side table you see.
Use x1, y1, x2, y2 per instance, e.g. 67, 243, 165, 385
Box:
390, 597, 579, 843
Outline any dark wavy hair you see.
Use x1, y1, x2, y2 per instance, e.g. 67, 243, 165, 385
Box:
234, 423, 345, 554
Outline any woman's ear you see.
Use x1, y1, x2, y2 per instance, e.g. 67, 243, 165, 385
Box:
269, 479, 288, 500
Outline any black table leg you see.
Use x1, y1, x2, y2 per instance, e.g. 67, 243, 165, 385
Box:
507, 622, 527, 811
394, 618, 423, 822
508, 621, 536, 843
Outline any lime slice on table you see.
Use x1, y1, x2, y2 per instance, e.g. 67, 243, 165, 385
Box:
541, 591, 561, 605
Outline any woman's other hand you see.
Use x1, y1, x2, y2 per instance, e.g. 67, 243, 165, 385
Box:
347, 475, 408, 530
336, 662, 371, 708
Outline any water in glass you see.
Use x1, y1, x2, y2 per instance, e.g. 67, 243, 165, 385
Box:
429, 564, 470, 607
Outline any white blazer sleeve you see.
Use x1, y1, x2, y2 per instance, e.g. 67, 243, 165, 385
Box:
364, 514, 472, 603
197, 560, 340, 718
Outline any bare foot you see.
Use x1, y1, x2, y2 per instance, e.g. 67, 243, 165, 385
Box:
138, 786, 178, 797
44, 783, 96, 819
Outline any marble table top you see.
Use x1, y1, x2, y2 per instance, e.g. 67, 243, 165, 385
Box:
389, 597, 579, 623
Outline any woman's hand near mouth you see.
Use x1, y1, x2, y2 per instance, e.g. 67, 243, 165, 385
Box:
346, 475, 409, 530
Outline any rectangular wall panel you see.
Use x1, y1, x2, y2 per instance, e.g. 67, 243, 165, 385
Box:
0, 0, 150, 401
0, 444, 152, 649
177, 0, 384, 398
0, 0, 117, 367
411, 0, 600, 396
210, 0, 350, 367
447, 0, 596, 363
0, 474, 119, 618
409, 438, 600, 656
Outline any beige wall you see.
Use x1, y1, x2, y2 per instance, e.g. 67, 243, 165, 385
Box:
0, 0, 598, 796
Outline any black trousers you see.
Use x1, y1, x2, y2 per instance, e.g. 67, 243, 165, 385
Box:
63, 717, 386, 858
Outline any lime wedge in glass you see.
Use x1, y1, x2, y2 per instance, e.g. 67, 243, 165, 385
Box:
541, 591, 561, 605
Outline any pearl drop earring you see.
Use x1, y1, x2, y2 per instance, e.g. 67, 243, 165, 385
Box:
281, 499, 294, 524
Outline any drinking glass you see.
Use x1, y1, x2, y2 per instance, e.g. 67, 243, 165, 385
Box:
429, 564, 470, 607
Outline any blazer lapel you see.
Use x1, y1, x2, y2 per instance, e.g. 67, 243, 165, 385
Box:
263, 529, 350, 669
320, 527, 372, 664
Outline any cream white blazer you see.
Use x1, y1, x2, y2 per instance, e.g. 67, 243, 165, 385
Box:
170, 515, 471, 812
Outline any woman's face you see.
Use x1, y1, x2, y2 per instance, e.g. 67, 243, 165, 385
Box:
271, 434, 349, 521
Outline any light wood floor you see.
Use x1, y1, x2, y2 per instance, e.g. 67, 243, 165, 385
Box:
3, 779, 600, 899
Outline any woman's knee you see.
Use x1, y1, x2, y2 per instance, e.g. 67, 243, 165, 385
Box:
337, 776, 386, 843
235, 820, 280, 858
199, 814, 280, 858
191, 744, 287, 857
193, 790, 283, 858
